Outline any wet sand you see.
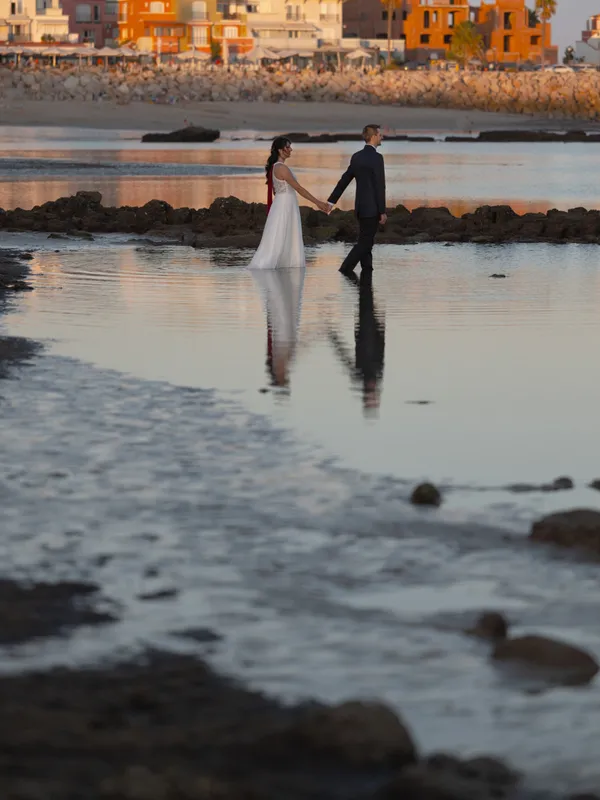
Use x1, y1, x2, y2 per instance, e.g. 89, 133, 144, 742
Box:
0, 249, 38, 377
1, 99, 594, 134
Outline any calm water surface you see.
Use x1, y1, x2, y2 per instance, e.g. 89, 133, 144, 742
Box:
1, 126, 600, 213
2, 143, 600, 791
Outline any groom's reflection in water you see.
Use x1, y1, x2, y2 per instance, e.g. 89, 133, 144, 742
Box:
328, 271, 385, 416
251, 267, 305, 391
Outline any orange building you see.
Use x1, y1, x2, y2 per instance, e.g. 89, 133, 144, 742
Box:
118, 0, 185, 53
180, 0, 253, 59
474, 0, 556, 65
118, 0, 252, 58
404, 0, 471, 63
403, 0, 556, 65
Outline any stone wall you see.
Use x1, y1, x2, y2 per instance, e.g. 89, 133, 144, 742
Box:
1, 66, 599, 119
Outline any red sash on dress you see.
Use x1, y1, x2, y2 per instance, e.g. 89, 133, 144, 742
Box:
267, 168, 273, 212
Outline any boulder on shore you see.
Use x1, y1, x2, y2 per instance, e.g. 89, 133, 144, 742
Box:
141, 126, 220, 143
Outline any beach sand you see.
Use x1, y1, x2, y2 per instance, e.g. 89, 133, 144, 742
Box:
0, 99, 588, 133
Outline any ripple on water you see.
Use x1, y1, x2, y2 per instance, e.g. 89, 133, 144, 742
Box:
1, 353, 600, 791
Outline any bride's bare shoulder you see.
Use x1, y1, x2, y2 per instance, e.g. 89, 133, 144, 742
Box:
273, 163, 291, 179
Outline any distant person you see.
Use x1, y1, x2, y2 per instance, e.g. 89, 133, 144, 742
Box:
327, 124, 386, 276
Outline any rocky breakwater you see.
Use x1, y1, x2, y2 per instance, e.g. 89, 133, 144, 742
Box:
2, 66, 600, 119
4, 192, 600, 246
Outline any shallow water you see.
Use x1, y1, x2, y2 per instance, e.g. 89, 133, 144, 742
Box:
2, 234, 600, 790
1, 126, 600, 213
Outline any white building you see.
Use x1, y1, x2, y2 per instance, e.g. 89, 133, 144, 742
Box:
247, 0, 343, 52
0, 0, 70, 42
575, 35, 600, 65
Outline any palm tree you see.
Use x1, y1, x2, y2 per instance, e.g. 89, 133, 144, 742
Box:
448, 21, 484, 68
535, 0, 557, 67
380, 0, 404, 65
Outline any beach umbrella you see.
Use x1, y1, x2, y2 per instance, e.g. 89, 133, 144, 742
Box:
176, 49, 210, 61
119, 46, 137, 57
243, 44, 280, 62
41, 46, 67, 66
344, 47, 372, 60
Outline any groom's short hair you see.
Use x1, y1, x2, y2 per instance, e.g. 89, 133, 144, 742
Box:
362, 124, 380, 142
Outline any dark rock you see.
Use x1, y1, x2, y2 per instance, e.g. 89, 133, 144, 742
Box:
530, 508, 600, 555
141, 126, 220, 143
507, 476, 574, 493
137, 588, 179, 601
410, 482, 442, 507
69, 230, 94, 240
467, 612, 508, 640
489, 273, 506, 278
47, 233, 69, 240
589, 480, 600, 491
493, 636, 598, 685
468, 611, 599, 686
0, 336, 41, 379
75, 190, 102, 205
379, 751, 519, 799
0, 579, 116, 645
272, 701, 418, 768
176, 627, 223, 643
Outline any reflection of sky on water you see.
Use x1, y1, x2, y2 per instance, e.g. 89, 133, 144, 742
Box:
0, 138, 598, 213
5, 235, 600, 494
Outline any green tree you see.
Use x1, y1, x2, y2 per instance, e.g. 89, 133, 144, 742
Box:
210, 40, 222, 62
448, 21, 484, 68
564, 45, 574, 64
527, 7, 539, 27
535, 0, 557, 67
380, 0, 404, 65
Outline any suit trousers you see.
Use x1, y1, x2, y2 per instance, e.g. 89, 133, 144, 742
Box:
340, 216, 379, 274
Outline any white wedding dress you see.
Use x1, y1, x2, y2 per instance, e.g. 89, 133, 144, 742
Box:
248, 162, 306, 270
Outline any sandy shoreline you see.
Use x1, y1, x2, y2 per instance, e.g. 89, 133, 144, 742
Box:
1, 99, 595, 134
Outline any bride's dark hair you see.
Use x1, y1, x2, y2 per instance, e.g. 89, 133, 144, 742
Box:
265, 136, 291, 183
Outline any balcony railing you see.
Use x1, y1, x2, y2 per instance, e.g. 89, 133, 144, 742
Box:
191, 10, 208, 19
7, 33, 30, 42
319, 13, 339, 21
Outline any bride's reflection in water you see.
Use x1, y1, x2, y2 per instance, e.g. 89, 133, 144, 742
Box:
251, 267, 306, 392
328, 271, 385, 416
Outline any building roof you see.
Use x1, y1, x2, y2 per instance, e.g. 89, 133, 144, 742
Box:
250, 20, 319, 32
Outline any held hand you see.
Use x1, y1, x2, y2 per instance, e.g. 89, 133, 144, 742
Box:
379, 213, 387, 226
317, 200, 330, 213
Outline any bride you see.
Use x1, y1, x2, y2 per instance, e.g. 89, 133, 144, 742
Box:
248, 136, 330, 271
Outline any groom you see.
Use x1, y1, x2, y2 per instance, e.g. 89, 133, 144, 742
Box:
327, 124, 386, 275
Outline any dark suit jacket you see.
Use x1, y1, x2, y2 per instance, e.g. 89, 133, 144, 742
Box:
328, 145, 386, 219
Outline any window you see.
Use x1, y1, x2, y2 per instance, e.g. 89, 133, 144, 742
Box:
503, 34, 511, 52
447, 11, 454, 28
420, 33, 429, 44
14, 23, 21, 33
191, 26, 208, 44
149, 1, 164, 12
76, 3, 92, 22
10, 2, 15, 13
119, 2, 127, 21
531, 35, 540, 45
444, 34, 451, 44
93, 4, 100, 20
191, 0, 207, 19
246, 3, 258, 10
105, 0, 118, 14
381, 10, 395, 20
83, 28, 95, 40
423, 10, 429, 27
432, 11, 437, 22
224, 24, 236, 37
